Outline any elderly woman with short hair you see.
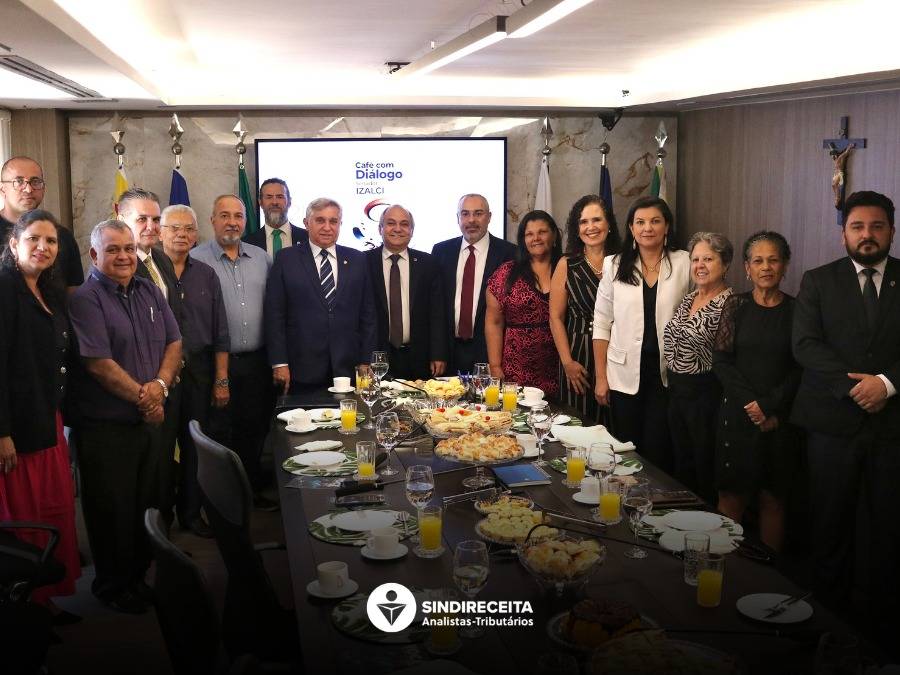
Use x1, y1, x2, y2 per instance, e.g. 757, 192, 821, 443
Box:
663, 231, 733, 501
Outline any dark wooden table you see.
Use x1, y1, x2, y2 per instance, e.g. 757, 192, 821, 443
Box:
270, 394, 869, 675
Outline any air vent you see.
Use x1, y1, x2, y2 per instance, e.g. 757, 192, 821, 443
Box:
0, 54, 102, 98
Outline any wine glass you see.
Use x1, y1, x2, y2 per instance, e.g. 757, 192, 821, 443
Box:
371, 351, 389, 386
405, 464, 434, 545
452, 540, 489, 639
375, 411, 400, 477
527, 401, 555, 466
472, 363, 490, 404
623, 478, 652, 559
588, 442, 617, 480
359, 379, 380, 430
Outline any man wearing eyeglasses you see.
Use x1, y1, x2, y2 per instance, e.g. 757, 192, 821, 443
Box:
0, 156, 84, 290
157, 205, 230, 538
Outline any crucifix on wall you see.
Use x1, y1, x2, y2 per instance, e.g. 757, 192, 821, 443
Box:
822, 116, 867, 224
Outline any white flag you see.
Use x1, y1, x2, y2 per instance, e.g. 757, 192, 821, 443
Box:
535, 154, 552, 216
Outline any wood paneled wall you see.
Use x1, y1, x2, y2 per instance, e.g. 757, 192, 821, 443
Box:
676, 90, 899, 295
9, 109, 72, 227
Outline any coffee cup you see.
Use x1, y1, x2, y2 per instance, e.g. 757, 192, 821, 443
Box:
317, 561, 349, 594
581, 476, 600, 499
367, 527, 400, 555
333, 376, 352, 391
522, 387, 544, 405
289, 409, 312, 427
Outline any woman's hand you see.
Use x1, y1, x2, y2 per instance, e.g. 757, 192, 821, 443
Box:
489, 364, 504, 380
594, 375, 610, 406
0, 436, 17, 474
563, 360, 589, 395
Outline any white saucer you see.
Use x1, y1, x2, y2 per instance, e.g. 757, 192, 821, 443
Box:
328, 386, 355, 394
517, 399, 547, 408
572, 491, 600, 505
285, 424, 318, 434
736, 593, 814, 624
306, 578, 359, 599
361, 543, 408, 560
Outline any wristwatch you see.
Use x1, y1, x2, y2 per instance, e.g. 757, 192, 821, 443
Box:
215, 378, 230, 388
154, 378, 169, 398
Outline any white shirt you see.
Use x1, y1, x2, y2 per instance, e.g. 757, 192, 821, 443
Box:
310, 242, 338, 287
850, 257, 895, 398
265, 223, 292, 257
454, 234, 490, 337
137, 248, 168, 300
382, 248, 411, 344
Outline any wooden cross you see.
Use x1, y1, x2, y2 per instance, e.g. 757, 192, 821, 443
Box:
822, 116, 867, 223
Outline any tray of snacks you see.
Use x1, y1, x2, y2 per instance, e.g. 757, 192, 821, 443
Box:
475, 504, 557, 545
422, 406, 513, 437
434, 432, 523, 463
546, 598, 654, 652
474, 492, 534, 515
518, 535, 605, 594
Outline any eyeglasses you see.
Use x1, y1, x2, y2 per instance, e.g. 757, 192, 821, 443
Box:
162, 225, 198, 234
1, 177, 45, 190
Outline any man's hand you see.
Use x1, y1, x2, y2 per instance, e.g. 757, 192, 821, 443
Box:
430, 360, 447, 377
848, 373, 888, 412
759, 416, 779, 432
138, 380, 165, 412
273, 366, 290, 396
212, 383, 230, 408
744, 401, 764, 425
0, 436, 17, 474
563, 360, 589, 396
142, 404, 164, 426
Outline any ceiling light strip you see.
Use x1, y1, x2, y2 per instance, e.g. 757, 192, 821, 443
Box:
507, 0, 595, 39
398, 15, 507, 78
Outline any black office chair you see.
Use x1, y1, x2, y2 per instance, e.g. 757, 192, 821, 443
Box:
188, 421, 299, 664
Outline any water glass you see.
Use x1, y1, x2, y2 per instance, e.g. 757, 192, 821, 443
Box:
375, 411, 400, 476
623, 478, 652, 559
359, 379, 380, 430
339, 398, 358, 435
415, 505, 444, 558
371, 351, 389, 384
527, 401, 554, 466
355, 440, 377, 481
696, 552, 725, 608
588, 442, 617, 479
683, 532, 711, 586
452, 540, 489, 638
472, 363, 490, 402
405, 465, 434, 509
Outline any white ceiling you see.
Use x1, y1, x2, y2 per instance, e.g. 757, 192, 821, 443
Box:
0, 0, 898, 110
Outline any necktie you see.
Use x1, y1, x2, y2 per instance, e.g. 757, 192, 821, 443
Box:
862, 268, 878, 331
458, 244, 476, 339
143, 257, 165, 293
319, 249, 335, 310
272, 228, 283, 255
389, 253, 403, 348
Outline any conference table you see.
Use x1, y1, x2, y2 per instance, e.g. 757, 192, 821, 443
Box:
270, 393, 871, 675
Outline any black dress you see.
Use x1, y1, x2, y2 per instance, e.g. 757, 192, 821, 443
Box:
712, 292, 802, 497
560, 257, 602, 421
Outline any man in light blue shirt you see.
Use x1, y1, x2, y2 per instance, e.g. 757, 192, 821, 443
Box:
191, 194, 278, 511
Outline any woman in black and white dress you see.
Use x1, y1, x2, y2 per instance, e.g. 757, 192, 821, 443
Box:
663, 232, 733, 502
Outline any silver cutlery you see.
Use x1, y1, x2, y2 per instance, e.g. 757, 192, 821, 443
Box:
764, 591, 812, 618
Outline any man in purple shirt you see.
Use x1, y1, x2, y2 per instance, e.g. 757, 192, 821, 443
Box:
68, 219, 182, 614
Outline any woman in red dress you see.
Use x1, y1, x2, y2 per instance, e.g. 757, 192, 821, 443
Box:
0, 209, 81, 623
485, 210, 562, 398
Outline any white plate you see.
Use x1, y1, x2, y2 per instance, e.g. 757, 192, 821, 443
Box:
658, 529, 740, 555
661, 510, 723, 531
516, 399, 547, 408
361, 543, 409, 560
292, 450, 347, 467
736, 593, 813, 624
296, 440, 344, 452
329, 510, 398, 532
515, 434, 539, 458
308, 408, 341, 424
572, 491, 599, 505
286, 424, 318, 434
307, 578, 359, 599
641, 514, 744, 537
328, 386, 355, 394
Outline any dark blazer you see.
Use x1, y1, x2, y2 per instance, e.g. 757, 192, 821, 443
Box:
431, 234, 516, 370
364, 246, 448, 378
791, 256, 900, 438
135, 245, 184, 329
243, 224, 308, 257
0, 268, 68, 453
265, 241, 377, 388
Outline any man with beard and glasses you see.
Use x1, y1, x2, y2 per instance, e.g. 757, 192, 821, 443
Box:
191, 195, 278, 511
792, 190, 899, 651
243, 177, 308, 258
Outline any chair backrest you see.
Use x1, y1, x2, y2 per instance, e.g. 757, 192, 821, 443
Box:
189, 419, 252, 528
144, 508, 223, 675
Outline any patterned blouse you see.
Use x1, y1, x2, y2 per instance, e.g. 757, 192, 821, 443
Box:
663, 288, 733, 375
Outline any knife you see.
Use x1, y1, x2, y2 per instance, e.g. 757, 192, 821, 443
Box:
764, 591, 812, 618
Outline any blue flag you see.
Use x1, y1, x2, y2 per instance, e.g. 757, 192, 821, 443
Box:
599, 164, 613, 213
169, 168, 190, 206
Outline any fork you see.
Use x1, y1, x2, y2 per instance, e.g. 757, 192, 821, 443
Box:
765, 591, 812, 618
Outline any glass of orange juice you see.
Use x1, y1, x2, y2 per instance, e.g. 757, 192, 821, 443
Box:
339, 398, 358, 435
355, 440, 376, 480
696, 553, 724, 607
565, 446, 587, 488
502, 382, 518, 412
415, 505, 444, 558
483, 377, 501, 409
356, 364, 373, 393
594, 477, 625, 525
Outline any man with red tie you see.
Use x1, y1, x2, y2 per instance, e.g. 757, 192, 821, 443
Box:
431, 194, 516, 375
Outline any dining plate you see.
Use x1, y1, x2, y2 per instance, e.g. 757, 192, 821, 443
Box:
658, 529, 740, 555
329, 509, 398, 532
361, 543, 408, 561
307, 408, 342, 424
735, 593, 813, 624
545, 611, 659, 653
285, 423, 318, 434
572, 491, 599, 505
295, 440, 344, 452
307, 578, 359, 599
661, 510, 723, 531
290, 451, 347, 467
331, 590, 429, 644
327, 386, 355, 394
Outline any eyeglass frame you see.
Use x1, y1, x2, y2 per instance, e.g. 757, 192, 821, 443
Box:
161, 224, 199, 234
1, 177, 46, 190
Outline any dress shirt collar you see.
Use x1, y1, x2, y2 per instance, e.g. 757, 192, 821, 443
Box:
460, 234, 489, 256
209, 238, 254, 260
382, 247, 408, 261
89, 265, 135, 294
137, 248, 151, 263
265, 223, 290, 236
850, 257, 888, 278
310, 242, 337, 260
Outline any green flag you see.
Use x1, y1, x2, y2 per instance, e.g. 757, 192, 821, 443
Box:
238, 163, 258, 236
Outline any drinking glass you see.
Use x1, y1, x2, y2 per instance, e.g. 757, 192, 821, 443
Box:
527, 401, 554, 466
483, 377, 501, 409
564, 446, 587, 488
502, 381, 518, 412
452, 540, 489, 638
375, 411, 400, 477
472, 363, 490, 403
462, 464, 495, 490
355, 440, 377, 481
588, 442, 617, 480
683, 532, 711, 585
371, 351, 389, 385
355, 364, 373, 392
623, 478, 652, 559
593, 476, 625, 524
696, 552, 725, 607
338, 399, 358, 435
405, 464, 433, 545
415, 505, 444, 558
359, 378, 380, 430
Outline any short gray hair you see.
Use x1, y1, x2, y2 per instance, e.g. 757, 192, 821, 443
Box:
378, 204, 415, 231
90, 219, 133, 251
457, 193, 490, 213
161, 204, 198, 226
687, 231, 734, 267
305, 197, 342, 220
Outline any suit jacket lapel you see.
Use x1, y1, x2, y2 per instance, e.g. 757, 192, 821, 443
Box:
297, 242, 328, 310
408, 249, 420, 307
333, 246, 352, 305
874, 257, 899, 336
837, 258, 870, 339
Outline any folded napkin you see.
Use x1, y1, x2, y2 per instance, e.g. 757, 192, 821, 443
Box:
549, 424, 636, 452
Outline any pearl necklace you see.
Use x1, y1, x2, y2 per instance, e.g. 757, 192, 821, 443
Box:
584, 254, 604, 277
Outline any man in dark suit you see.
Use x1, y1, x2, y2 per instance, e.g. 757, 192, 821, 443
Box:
792, 190, 899, 646
364, 204, 447, 380
431, 193, 516, 374
242, 177, 308, 257
265, 197, 377, 392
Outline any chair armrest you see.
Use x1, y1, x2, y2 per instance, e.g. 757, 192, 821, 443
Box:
0, 521, 60, 568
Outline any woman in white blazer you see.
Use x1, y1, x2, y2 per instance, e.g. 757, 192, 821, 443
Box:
592, 197, 690, 472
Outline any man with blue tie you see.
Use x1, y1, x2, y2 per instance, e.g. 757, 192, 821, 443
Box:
265, 197, 377, 393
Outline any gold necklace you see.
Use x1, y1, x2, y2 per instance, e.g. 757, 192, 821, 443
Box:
640, 253, 664, 273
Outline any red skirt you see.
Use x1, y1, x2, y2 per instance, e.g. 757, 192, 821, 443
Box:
0, 412, 81, 603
